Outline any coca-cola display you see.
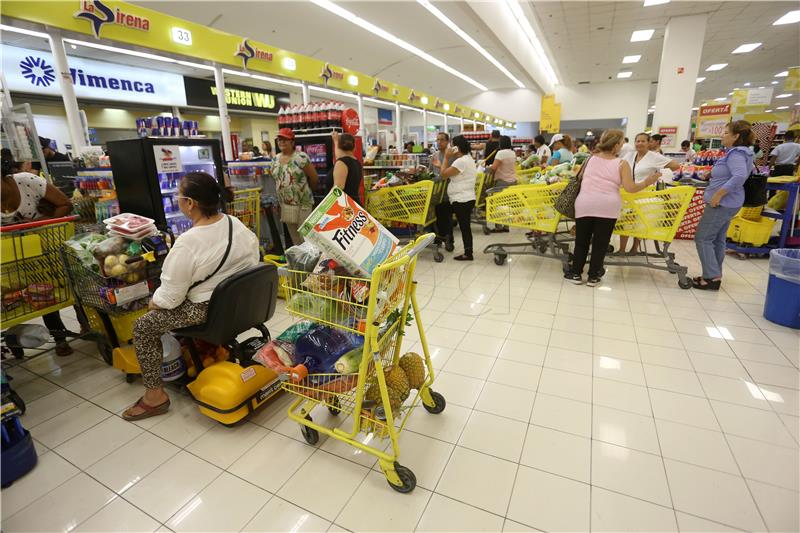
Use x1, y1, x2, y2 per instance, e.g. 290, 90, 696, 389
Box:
277, 101, 346, 131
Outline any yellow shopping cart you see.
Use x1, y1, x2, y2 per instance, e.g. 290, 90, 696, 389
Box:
229, 188, 261, 239
279, 233, 445, 493
367, 180, 448, 262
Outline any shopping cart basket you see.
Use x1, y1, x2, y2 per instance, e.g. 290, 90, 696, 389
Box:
367, 180, 448, 262
1, 217, 76, 330
279, 233, 445, 493
61, 236, 167, 381
229, 188, 261, 240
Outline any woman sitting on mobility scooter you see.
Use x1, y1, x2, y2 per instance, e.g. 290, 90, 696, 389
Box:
123, 172, 259, 421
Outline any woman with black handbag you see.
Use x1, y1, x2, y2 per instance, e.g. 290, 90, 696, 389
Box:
562, 129, 659, 287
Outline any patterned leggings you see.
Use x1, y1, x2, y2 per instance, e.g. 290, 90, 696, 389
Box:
133, 300, 208, 389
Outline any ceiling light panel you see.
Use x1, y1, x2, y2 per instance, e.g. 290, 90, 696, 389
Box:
503, 0, 559, 86
731, 43, 762, 54
310, 0, 488, 91
417, 0, 524, 88
773, 10, 800, 25
776, 93, 792, 98
706, 63, 728, 71
617, 71, 633, 78
623, 55, 641, 64
643, 0, 670, 6
696, 77, 706, 83
630, 29, 655, 42
775, 71, 789, 77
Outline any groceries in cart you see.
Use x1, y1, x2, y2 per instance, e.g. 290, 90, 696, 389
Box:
104, 213, 158, 240
369, 168, 434, 190
300, 187, 399, 277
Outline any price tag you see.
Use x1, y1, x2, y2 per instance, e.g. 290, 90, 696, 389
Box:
171, 27, 192, 46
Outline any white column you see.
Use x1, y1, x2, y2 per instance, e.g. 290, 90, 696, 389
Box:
460, 116, 465, 132
443, 113, 448, 135
652, 14, 708, 149
422, 109, 428, 148
395, 102, 401, 149
213, 64, 233, 161
47, 31, 86, 151
301, 82, 310, 105
356, 94, 364, 136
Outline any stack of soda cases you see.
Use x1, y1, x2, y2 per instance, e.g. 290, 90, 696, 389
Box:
277, 101, 345, 131
692, 150, 724, 165
137, 116, 199, 137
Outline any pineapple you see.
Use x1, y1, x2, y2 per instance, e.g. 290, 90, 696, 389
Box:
399, 352, 425, 390
385, 366, 410, 402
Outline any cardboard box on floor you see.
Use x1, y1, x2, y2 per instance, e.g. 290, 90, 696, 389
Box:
299, 187, 398, 277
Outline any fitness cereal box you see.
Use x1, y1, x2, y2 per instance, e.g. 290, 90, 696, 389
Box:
299, 187, 398, 276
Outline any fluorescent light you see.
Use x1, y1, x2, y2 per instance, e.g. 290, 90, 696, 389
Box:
363, 97, 393, 107
400, 104, 423, 113
249, 74, 303, 87
0, 24, 48, 38
759, 86, 765, 89
310, 0, 487, 91
70, 44, 77, 50
421, 96, 429, 105
474, 112, 481, 118
443, 103, 450, 111
732, 43, 762, 54
417, 0, 524, 88
796, 102, 800, 106
775, 71, 789, 77
503, 0, 559, 86
777, 106, 789, 110
696, 77, 706, 83
643, 0, 670, 6
777, 93, 792, 98
176, 60, 215, 71
714, 97, 727, 101
282, 57, 297, 71
63, 38, 176, 63
691, 107, 699, 111
744, 82, 751, 86
617, 71, 633, 79
630, 29, 655, 42
773, 10, 800, 25
428, 111, 445, 118
309, 85, 357, 98
223, 69, 251, 77
772, 81, 779, 85
347, 75, 359, 86
766, 109, 773, 113
706, 63, 728, 71
622, 55, 642, 64
728, 92, 734, 96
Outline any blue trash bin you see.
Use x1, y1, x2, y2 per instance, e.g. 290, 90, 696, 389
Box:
764, 249, 800, 329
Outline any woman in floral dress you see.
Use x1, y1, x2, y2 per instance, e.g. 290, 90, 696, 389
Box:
272, 128, 319, 245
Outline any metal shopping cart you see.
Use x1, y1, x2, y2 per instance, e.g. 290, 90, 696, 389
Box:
60, 233, 170, 381
229, 188, 261, 240
366, 179, 448, 262
1, 217, 78, 361
279, 234, 445, 493
483, 184, 696, 288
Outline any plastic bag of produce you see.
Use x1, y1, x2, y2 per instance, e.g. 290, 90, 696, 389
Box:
286, 242, 322, 272
293, 325, 364, 374
276, 320, 316, 344
92, 236, 128, 262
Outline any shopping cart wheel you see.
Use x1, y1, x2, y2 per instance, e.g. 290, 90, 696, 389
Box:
327, 396, 341, 416
125, 374, 136, 384
301, 415, 319, 445
423, 390, 446, 414
96, 340, 113, 366
678, 277, 692, 290
482, 225, 491, 235
494, 253, 507, 266
434, 251, 444, 263
388, 463, 416, 493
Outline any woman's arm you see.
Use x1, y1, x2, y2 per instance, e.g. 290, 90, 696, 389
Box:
303, 162, 319, 191
710, 151, 749, 207
332, 159, 347, 189
665, 159, 680, 172
620, 160, 658, 193
490, 158, 501, 172
41, 183, 73, 218
150, 241, 195, 310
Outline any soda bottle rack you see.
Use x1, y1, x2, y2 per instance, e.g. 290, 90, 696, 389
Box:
278, 101, 348, 131
292, 126, 344, 137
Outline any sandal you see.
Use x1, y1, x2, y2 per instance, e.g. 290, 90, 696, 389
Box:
122, 396, 171, 421
691, 277, 721, 291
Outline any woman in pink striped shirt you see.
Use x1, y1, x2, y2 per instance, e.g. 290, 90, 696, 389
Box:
565, 129, 659, 287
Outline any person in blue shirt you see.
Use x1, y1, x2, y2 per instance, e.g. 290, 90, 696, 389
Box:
692, 120, 755, 290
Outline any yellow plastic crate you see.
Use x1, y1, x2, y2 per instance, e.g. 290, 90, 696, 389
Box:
727, 215, 775, 247
485, 182, 566, 232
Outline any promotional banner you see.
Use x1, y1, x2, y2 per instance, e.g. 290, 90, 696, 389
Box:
377, 108, 393, 126
696, 104, 731, 139
183, 76, 289, 112
785, 67, 800, 92
746, 88, 774, 105
3, 44, 186, 106
540, 94, 560, 133
658, 126, 678, 148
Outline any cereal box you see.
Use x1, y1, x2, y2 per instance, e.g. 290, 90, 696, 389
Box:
299, 188, 398, 277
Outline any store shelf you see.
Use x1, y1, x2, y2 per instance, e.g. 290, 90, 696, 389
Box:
165, 211, 186, 220
161, 188, 179, 194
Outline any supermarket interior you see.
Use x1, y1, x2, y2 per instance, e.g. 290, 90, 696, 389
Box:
1, 0, 800, 532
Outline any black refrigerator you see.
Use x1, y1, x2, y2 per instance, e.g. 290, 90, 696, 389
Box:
107, 138, 224, 235
291, 132, 363, 202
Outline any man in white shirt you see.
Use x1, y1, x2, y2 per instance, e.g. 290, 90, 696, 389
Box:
534, 134, 551, 163
619, 137, 635, 158
770, 130, 800, 177
680, 140, 696, 162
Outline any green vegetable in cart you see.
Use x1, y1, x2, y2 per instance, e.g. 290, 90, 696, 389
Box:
334, 346, 363, 374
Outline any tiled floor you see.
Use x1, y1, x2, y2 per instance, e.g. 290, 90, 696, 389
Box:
2, 232, 799, 532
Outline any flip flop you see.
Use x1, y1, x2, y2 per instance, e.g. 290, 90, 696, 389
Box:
122, 397, 171, 421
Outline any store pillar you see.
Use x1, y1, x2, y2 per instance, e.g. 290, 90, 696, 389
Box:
460, 116, 465, 133
301, 82, 310, 105
47, 31, 86, 151
213, 64, 233, 161
443, 114, 448, 135
356, 95, 364, 136
422, 109, 428, 148
652, 14, 708, 148
395, 102, 401, 148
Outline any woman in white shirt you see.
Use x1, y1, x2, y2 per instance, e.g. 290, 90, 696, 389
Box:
489, 136, 517, 233
619, 132, 680, 254
124, 172, 259, 421
441, 135, 478, 261
534, 135, 551, 164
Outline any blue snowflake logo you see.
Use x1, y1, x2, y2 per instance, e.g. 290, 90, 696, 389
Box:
20, 56, 55, 87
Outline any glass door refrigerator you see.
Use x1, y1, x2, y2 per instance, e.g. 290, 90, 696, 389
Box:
107, 138, 224, 236
291, 133, 363, 202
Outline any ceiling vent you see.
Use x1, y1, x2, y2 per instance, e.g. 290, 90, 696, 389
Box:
578, 81, 590, 84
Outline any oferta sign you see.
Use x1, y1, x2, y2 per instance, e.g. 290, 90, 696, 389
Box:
3, 45, 186, 105
183, 76, 289, 112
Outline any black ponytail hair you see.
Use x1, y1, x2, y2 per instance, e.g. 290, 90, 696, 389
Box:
180, 171, 231, 217
451, 135, 470, 155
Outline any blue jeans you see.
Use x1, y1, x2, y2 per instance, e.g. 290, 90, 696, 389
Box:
694, 204, 739, 279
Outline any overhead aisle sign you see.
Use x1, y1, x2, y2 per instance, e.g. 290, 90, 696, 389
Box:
1, 0, 513, 126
